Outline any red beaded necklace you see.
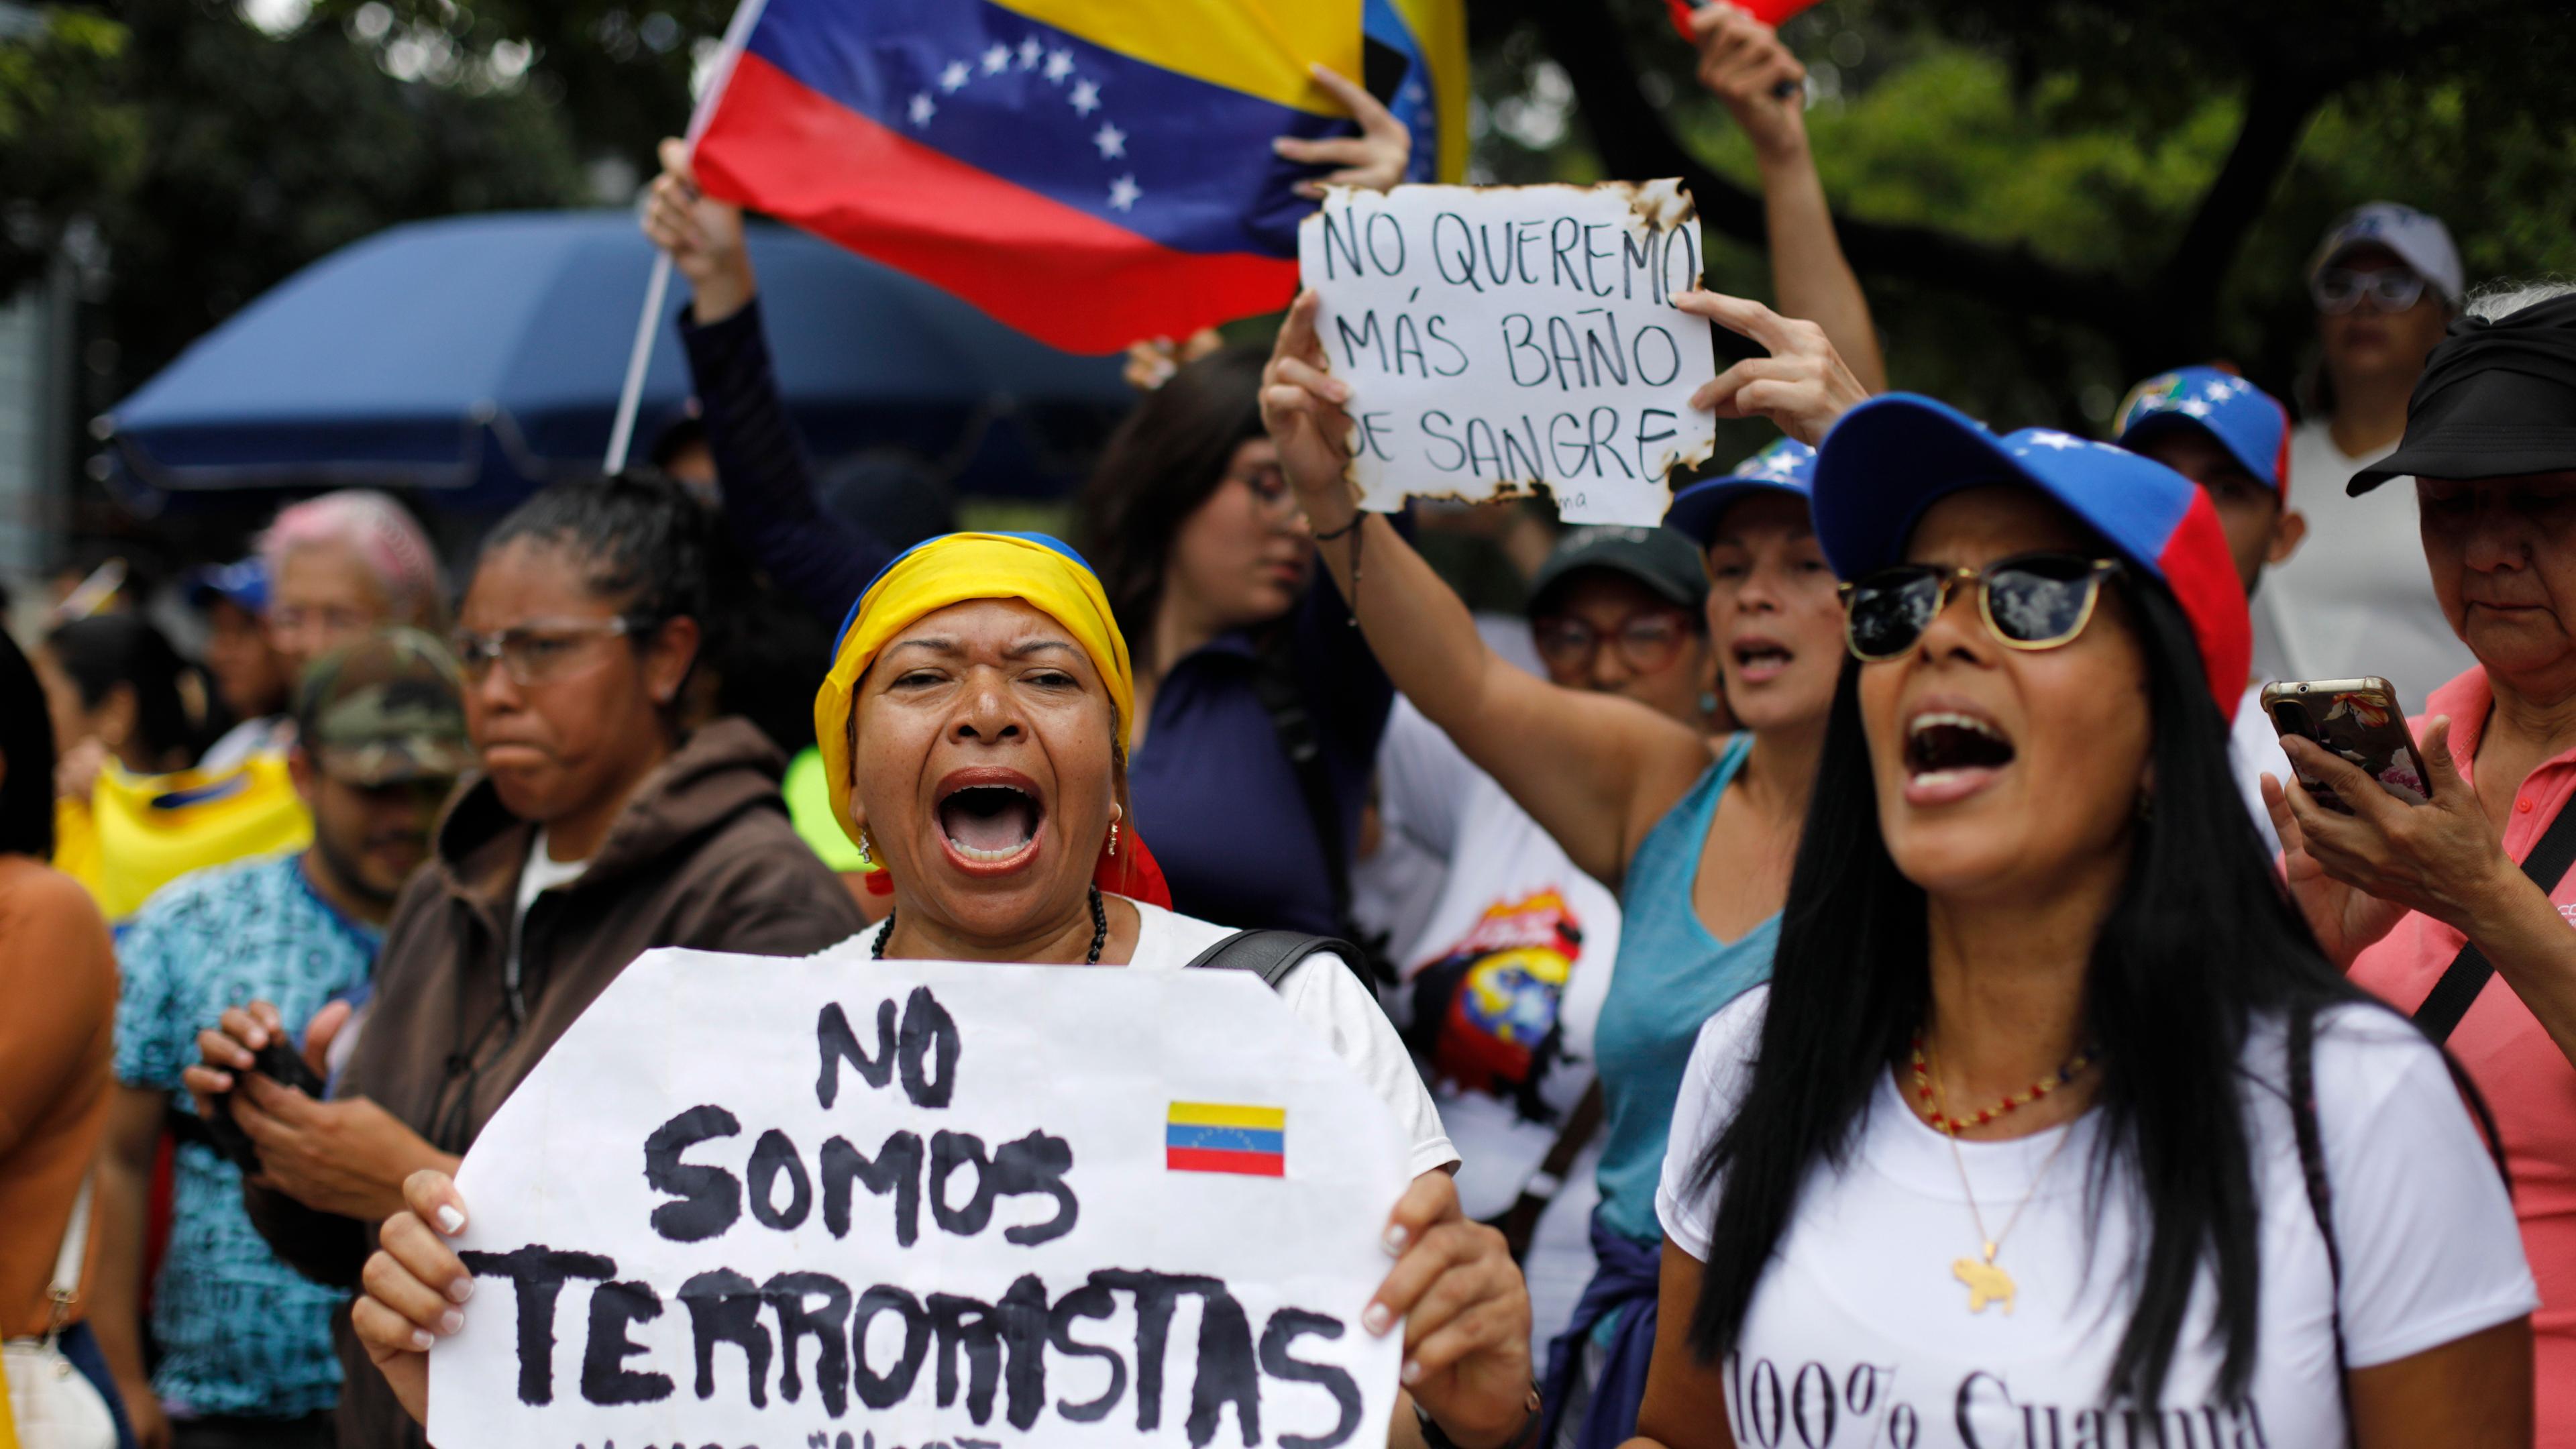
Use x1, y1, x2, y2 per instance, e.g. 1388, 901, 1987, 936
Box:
1909, 1031, 2096, 1137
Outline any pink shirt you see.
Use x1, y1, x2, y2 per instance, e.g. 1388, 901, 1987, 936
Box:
2349, 666, 2576, 1443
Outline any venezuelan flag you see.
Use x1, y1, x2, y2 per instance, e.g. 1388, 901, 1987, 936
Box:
692, 0, 1412, 354
1166, 1101, 1286, 1177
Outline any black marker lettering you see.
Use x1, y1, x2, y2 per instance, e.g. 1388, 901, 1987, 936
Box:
1580, 309, 1629, 386
1259, 1309, 1360, 1449
645, 1106, 742, 1243
1582, 222, 1617, 297
822, 1130, 923, 1246
996, 1273, 1051, 1431
814, 1001, 895, 1108
1333, 311, 1387, 372
765, 1271, 853, 1417
1185, 1285, 1260, 1449
928, 1291, 1002, 1425
1589, 408, 1633, 478
1318, 207, 1362, 280
850, 1285, 932, 1411
580, 1281, 676, 1406
1364, 211, 1406, 274
897, 986, 958, 1108
1549, 216, 1581, 291
458, 1244, 614, 1406
677, 1269, 771, 1407
1048, 1283, 1126, 1423
1545, 316, 1587, 390
1420, 411, 1466, 472
1430, 213, 1481, 291
1425, 315, 1468, 376
1391, 313, 1428, 376
748, 1129, 813, 1230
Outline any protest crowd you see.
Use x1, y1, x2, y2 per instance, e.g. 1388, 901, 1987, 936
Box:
6, 4, 2576, 1449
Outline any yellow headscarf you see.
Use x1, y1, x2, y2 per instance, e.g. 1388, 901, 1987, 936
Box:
813, 532, 1134, 857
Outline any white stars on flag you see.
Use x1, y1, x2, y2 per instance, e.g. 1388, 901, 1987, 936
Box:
1071, 78, 1102, 115
916, 40, 1136, 219
908, 92, 935, 127
938, 60, 971, 92
1018, 38, 1042, 69
1093, 122, 1126, 159
981, 44, 1011, 74
1108, 174, 1140, 211
1043, 50, 1074, 83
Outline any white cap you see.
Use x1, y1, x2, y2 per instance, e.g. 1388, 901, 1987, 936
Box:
2310, 201, 2463, 305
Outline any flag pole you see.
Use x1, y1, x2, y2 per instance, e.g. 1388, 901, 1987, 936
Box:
602, 252, 671, 474
600, 0, 771, 475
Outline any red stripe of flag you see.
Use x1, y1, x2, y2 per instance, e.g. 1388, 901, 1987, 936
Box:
695, 52, 1297, 356
1167, 1146, 1286, 1177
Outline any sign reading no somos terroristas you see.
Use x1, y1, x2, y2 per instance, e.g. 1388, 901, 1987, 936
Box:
427, 949, 1409, 1449
1297, 180, 1718, 527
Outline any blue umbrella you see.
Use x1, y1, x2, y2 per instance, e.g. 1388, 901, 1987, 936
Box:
102, 210, 1134, 506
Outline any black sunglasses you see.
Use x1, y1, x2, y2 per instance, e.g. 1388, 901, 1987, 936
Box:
1838, 553, 2123, 661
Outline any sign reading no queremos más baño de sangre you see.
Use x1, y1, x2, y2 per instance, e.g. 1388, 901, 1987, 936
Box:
427, 948, 1411, 1449
1297, 179, 1719, 528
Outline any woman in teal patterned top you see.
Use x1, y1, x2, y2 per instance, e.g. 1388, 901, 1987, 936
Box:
1264, 281, 1870, 1446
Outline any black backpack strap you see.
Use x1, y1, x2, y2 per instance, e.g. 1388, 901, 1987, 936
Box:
2415, 794, 2576, 1042
2287, 1010, 2357, 1446
1246, 642, 1355, 920
1185, 928, 1361, 990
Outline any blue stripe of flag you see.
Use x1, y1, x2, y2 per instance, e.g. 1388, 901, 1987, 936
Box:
747, 0, 1350, 259
1165, 1123, 1285, 1155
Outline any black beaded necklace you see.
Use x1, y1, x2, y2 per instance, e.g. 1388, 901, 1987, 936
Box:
873, 883, 1109, 965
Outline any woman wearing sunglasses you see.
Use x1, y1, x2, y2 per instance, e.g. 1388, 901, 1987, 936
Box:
1634, 395, 2535, 1446
198, 473, 865, 1449
1262, 286, 1869, 1448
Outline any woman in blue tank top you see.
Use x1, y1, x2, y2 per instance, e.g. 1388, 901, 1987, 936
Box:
1264, 292, 1869, 1446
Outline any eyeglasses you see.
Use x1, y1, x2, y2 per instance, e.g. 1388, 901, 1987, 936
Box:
1228, 464, 1299, 519
1532, 610, 1697, 674
449, 617, 639, 686
1838, 554, 2122, 662
2312, 266, 2427, 315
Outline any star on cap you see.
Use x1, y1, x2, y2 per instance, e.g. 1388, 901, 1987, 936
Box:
2180, 398, 2214, 418
908, 92, 935, 127
1093, 122, 1126, 159
1043, 50, 1074, 83
981, 44, 1010, 74
1108, 174, 1140, 211
2029, 431, 2084, 449
938, 60, 971, 92
1017, 38, 1042, 69
1071, 78, 1102, 115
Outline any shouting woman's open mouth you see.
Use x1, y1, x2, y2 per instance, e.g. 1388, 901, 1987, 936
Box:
934, 767, 1047, 874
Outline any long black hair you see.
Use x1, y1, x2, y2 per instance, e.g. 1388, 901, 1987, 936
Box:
1075, 344, 1272, 664
476, 470, 737, 731
0, 628, 58, 858
45, 613, 205, 769
1685, 572, 2380, 1407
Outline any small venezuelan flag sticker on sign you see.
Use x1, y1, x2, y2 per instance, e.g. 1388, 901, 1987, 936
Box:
1166, 1102, 1286, 1177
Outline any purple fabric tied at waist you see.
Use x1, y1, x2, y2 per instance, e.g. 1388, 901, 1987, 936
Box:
1539, 1213, 1663, 1449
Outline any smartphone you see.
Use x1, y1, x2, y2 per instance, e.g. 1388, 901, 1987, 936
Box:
2260, 677, 2430, 813
201, 1038, 330, 1174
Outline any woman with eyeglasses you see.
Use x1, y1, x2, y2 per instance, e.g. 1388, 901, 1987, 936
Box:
2260, 203, 2478, 712
1631, 396, 2534, 1447
200, 472, 863, 1449
1262, 286, 1872, 1447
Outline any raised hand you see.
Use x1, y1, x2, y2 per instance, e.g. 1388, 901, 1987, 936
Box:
1275, 64, 1413, 199
641, 136, 755, 323
1260, 290, 1361, 519
351, 1169, 478, 1428
1686, 1, 1808, 162
1674, 289, 1872, 443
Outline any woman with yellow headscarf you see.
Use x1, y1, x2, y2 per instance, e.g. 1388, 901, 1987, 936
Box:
347, 533, 1549, 1449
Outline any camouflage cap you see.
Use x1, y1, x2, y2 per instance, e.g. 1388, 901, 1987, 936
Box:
294, 627, 474, 786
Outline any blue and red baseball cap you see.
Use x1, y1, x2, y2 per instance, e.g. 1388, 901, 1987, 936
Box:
1812, 393, 2251, 720
184, 556, 269, 615
2112, 366, 2292, 499
1665, 437, 1817, 547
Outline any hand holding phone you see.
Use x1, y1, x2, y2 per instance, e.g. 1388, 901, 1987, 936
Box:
2261, 678, 2430, 814
201, 1036, 330, 1174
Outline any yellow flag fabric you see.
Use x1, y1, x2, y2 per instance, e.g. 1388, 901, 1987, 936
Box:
54, 754, 312, 923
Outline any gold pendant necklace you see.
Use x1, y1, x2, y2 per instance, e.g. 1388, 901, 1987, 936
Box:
1925, 1039, 2079, 1316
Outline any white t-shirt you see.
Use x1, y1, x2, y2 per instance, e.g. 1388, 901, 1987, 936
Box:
2259, 421, 2475, 714
509, 828, 590, 994
1656, 987, 2536, 1444
2229, 682, 2293, 857
1124, 896, 1458, 1182
1373, 700, 1621, 1347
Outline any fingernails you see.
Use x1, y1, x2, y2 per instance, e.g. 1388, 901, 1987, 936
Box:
439, 1309, 465, 1336
1669, 290, 1688, 306
1362, 1303, 1393, 1336
1328, 379, 1353, 402
1383, 1224, 1409, 1254
409, 1329, 435, 1351
1401, 1359, 1424, 1385
1271, 137, 1294, 155
435, 1205, 467, 1235
447, 1276, 475, 1305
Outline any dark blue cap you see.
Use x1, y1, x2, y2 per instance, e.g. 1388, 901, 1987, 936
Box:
1664, 437, 1817, 546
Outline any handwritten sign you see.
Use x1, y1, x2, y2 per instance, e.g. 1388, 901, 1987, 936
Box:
427, 949, 1410, 1449
1297, 180, 1717, 527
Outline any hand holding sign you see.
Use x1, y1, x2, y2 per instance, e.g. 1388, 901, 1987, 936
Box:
1676, 289, 1872, 445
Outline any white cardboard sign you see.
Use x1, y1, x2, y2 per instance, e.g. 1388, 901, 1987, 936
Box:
1296, 180, 1717, 527
427, 947, 1409, 1449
